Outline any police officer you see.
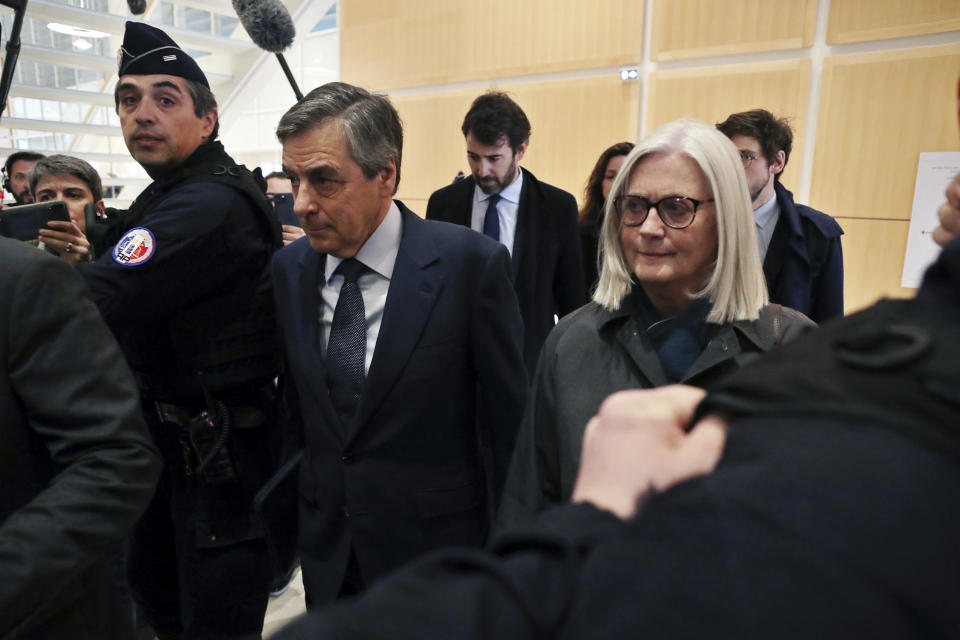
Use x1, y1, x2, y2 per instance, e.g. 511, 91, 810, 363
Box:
74, 22, 282, 639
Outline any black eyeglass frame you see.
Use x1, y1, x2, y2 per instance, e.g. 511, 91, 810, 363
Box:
614, 195, 715, 230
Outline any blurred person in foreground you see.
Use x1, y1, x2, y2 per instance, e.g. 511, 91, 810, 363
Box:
499, 119, 814, 524
273, 171, 960, 640
0, 236, 160, 639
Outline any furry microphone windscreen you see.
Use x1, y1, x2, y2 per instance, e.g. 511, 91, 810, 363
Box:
232, 0, 295, 53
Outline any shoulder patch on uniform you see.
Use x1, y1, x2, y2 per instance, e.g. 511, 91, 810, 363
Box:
113, 227, 156, 266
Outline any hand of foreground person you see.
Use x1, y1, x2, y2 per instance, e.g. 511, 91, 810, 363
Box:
571, 385, 729, 519
933, 172, 960, 248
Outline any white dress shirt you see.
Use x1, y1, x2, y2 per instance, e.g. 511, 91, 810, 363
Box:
470, 168, 523, 256
319, 201, 402, 375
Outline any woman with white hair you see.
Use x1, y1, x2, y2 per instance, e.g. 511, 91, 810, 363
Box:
499, 119, 815, 524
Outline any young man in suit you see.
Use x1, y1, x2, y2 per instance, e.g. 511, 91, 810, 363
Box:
426, 92, 586, 373
272, 82, 527, 608
717, 109, 844, 323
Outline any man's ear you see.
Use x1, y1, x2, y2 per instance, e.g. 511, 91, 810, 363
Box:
514, 139, 529, 163
771, 149, 786, 176
200, 109, 218, 141
95, 200, 105, 215
378, 160, 397, 196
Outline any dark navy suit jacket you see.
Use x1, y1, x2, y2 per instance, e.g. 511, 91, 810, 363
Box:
765, 182, 844, 323
426, 169, 586, 373
272, 201, 527, 606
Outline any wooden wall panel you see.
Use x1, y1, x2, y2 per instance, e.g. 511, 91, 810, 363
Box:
810, 45, 960, 222
391, 89, 486, 205
646, 60, 810, 188
650, 0, 816, 61
827, 0, 960, 44
839, 218, 915, 312
506, 77, 640, 204
392, 77, 639, 205
341, 0, 645, 91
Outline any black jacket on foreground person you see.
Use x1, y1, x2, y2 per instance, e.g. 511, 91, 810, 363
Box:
274, 237, 960, 639
0, 237, 161, 639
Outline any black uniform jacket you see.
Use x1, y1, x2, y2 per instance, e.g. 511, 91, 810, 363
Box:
0, 238, 161, 639
426, 169, 586, 373
273, 238, 960, 639
76, 141, 279, 399
272, 203, 528, 606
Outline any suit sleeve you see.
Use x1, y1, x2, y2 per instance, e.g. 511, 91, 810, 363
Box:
472, 244, 528, 508
553, 191, 587, 317
272, 502, 622, 640
497, 334, 563, 528
810, 235, 844, 323
0, 254, 161, 634
425, 190, 440, 221
272, 251, 305, 460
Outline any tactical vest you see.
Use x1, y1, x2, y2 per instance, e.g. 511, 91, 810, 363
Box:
101, 153, 283, 402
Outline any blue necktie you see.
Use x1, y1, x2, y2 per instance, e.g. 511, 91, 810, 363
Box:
326, 258, 366, 430
483, 194, 501, 242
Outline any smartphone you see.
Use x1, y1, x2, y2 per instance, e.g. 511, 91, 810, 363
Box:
268, 192, 300, 227
0, 201, 71, 241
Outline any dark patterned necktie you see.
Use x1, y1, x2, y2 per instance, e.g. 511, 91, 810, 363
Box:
326, 258, 366, 430
483, 193, 501, 241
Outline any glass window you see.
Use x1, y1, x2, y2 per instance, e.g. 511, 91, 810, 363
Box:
215, 14, 240, 37
183, 7, 211, 33
312, 2, 338, 32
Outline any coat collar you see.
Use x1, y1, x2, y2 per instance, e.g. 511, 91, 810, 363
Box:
596, 288, 773, 384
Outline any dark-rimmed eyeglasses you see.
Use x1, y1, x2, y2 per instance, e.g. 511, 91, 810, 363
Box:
615, 195, 714, 230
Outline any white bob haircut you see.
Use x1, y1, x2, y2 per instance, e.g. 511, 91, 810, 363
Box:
593, 118, 768, 324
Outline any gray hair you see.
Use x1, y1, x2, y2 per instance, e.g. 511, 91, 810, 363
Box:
593, 119, 768, 323
28, 154, 103, 202
275, 82, 403, 194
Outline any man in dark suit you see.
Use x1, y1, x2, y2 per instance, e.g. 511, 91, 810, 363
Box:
426, 92, 586, 372
272, 82, 527, 608
0, 237, 161, 638
717, 109, 844, 323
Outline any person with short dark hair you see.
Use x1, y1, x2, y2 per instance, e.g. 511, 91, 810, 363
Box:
427, 91, 586, 373
31, 154, 103, 265
75, 21, 283, 638
3, 150, 44, 204
716, 109, 844, 323
273, 81, 527, 608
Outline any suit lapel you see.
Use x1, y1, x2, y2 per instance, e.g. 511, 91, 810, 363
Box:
510, 170, 533, 282
295, 248, 349, 445
351, 207, 443, 440
297, 248, 325, 359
